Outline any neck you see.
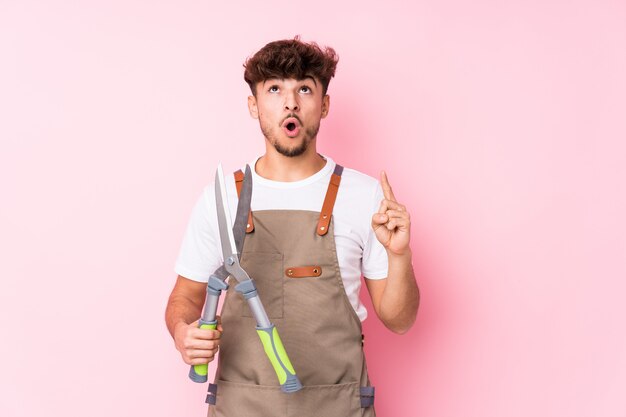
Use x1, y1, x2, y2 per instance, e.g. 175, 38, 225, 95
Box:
256, 140, 326, 182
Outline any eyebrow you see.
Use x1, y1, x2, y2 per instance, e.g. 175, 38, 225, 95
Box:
302, 76, 318, 86
262, 77, 318, 87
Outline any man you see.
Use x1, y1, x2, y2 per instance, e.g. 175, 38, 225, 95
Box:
165, 37, 419, 416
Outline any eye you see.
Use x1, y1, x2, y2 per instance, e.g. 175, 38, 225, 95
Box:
299, 85, 311, 94
268, 85, 279, 93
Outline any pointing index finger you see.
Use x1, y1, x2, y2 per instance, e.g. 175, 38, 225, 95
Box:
380, 170, 397, 202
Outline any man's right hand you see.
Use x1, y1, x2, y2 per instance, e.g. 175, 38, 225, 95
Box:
173, 318, 223, 365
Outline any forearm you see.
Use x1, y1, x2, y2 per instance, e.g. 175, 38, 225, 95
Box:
165, 292, 204, 339
378, 249, 419, 334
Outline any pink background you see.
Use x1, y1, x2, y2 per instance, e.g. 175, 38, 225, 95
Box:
1, 1, 625, 416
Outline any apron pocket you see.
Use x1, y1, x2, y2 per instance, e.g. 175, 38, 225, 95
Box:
239, 251, 284, 319
210, 379, 286, 417
209, 380, 362, 417
286, 381, 361, 417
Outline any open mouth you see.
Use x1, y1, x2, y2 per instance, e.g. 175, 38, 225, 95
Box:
282, 117, 301, 137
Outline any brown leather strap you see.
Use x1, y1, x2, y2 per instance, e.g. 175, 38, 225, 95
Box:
234, 169, 254, 233
317, 164, 344, 236
285, 266, 322, 278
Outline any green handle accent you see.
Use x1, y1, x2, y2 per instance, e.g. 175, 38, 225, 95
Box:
257, 325, 301, 392
188, 321, 217, 383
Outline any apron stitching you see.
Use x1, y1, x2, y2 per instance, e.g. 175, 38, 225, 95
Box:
326, 217, 364, 331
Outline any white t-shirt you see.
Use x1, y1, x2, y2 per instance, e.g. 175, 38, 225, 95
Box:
175, 155, 388, 321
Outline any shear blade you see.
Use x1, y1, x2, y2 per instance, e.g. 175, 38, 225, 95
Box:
215, 163, 238, 263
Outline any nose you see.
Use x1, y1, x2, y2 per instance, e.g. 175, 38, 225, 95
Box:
284, 92, 299, 112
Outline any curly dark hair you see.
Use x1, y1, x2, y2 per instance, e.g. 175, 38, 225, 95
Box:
244, 36, 339, 96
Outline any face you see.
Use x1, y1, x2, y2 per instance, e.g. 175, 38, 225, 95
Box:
248, 77, 330, 157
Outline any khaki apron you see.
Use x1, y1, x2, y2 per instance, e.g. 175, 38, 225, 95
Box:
207, 165, 376, 417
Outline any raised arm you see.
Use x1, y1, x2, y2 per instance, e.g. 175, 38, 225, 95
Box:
367, 171, 419, 334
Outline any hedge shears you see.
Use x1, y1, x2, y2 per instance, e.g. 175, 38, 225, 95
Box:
188, 164, 302, 393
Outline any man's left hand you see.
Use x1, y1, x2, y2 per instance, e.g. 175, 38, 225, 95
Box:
371, 171, 411, 256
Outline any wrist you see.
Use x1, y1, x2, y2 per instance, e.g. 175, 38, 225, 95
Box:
173, 320, 190, 335
387, 248, 413, 262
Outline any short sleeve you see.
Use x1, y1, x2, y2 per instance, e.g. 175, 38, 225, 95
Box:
174, 186, 222, 282
361, 183, 388, 280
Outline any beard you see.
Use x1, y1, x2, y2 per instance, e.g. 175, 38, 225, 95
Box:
260, 119, 320, 158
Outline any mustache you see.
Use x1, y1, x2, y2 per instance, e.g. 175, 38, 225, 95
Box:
282, 114, 302, 125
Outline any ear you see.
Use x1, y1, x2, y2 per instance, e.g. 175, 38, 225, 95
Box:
321, 95, 330, 119
248, 95, 259, 119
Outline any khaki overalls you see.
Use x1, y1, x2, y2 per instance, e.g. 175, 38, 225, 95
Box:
207, 165, 376, 417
